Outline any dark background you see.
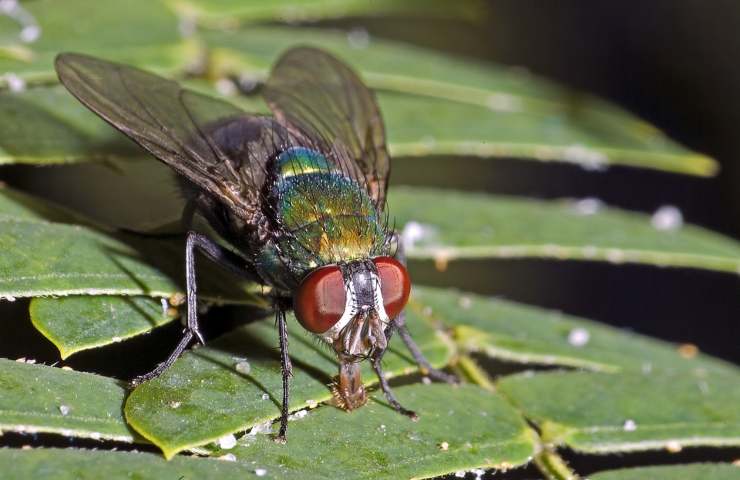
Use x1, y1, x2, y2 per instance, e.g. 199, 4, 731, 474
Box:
331, 0, 739, 363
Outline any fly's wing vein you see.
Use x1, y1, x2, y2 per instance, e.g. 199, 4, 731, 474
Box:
263, 47, 391, 210
55, 53, 288, 223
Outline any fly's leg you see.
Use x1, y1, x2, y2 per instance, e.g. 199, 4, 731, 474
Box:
396, 312, 458, 384
371, 339, 418, 420
275, 305, 292, 443
390, 231, 458, 385
130, 230, 256, 387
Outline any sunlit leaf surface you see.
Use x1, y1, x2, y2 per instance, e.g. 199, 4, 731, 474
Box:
0, 359, 133, 442
390, 187, 740, 274
0, 0, 195, 88
30, 296, 179, 359
498, 369, 740, 453
125, 310, 452, 458
1, 384, 536, 479
206, 26, 716, 175
0, 187, 261, 302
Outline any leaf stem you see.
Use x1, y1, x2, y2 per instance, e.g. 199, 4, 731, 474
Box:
534, 446, 580, 480
455, 355, 496, 392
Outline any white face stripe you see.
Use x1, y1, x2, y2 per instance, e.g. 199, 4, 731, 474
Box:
320, 271, 389, 342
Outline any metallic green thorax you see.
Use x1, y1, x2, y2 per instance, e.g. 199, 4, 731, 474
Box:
257, 147, 386, 291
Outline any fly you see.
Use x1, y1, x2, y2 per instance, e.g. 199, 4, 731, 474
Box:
55, 47, 457, 442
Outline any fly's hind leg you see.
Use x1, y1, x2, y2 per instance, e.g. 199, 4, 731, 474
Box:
130, 230, 257, 387
390, 231, 458, 385
395, 312, 458, 384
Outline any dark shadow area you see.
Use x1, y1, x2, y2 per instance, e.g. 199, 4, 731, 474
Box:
562, 445, 740, 477
0, 299, 59, 364
0, 431, 161, 455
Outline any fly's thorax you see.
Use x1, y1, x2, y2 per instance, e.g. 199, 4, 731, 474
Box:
265, 146, 386, 286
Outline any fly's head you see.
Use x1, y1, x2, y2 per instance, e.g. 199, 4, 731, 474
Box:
293, 257, 411, 410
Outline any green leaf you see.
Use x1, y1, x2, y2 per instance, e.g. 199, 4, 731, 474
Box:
205, 26, 716, 176
168, 0, 478, 26
0, 448, 258, 480
590, 464, 740, 480
0, 0, 196, 88
411, 288, 729, 373
222, 384, 536, 479
124, 308, 452, 458
0, 85, 139, 165
0, 385, 536, 479
390, 187, 740, 274
0, 359, 133, 442
0, 187, 262, 303
498, 369, 740, 453
30, 296, 179, 359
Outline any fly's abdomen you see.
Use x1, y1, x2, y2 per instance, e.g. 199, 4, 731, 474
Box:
272, 147, 385, 273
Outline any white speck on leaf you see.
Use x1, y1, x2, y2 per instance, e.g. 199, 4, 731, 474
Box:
623, 419, 637, 431
571, 197, 603, 215
0, 0, 18, 14
235, 360, 251, 375
422, 376, 432, 385
218, 434, 237, 449
217, 453, 236, 462
255, 468, 268, 477
458, 296, 472, 309
666, 440, 683, 453
401, 221, 439, 251
59, 405, 70, 416
248, 420, 272, 436
4, 73, 25, 92
567, 328, 590, 347
563, 144, 608, 170
438, 441, 449, 451
215, 78, 237, 96
486, 93, 522, 112
606, 249, 626, 264
346, 27, 370, 49
289, 409, 309, 421
651, 205, 683, 231
261, 393, 270, 401
20, 25, 39, 43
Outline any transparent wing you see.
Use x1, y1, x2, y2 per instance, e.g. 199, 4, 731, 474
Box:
55, 52, 291, 223
263, 46, 391, 209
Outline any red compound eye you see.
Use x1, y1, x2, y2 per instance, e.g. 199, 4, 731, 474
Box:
373, 256, 411, 319
294, 265, 346, 333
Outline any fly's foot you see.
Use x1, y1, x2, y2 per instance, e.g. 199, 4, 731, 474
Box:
403, 409, 419, 421
192, 327, 206, 346
128, 363, 164, 388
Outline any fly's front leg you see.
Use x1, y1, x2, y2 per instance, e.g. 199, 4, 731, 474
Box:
391, 231, 458, 385
130, 230, 255, 387
371, 340, 418, 420
275, 305, 292, 443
